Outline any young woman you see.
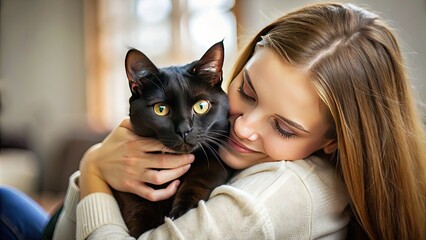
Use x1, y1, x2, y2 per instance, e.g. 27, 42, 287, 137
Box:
2, 2, 425, 239
66, 2, 426, 239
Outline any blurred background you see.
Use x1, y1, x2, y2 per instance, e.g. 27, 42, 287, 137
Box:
1, 0, 425, 213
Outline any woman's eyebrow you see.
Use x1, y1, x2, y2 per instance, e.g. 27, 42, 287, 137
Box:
244, 69, 256, 94
275, 115, 311, 134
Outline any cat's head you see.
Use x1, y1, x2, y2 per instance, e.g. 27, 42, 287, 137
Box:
124, 41, 229, 153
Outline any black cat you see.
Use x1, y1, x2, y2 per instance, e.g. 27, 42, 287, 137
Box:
112, 41, 233, 237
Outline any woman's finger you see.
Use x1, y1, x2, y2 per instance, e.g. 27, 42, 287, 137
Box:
126, 138, 166, 154
143, 153, 195, 169
133, 180, 181, 201
133, 139, 176, 153
143, 164, 191, 185
119, 117, 133, 130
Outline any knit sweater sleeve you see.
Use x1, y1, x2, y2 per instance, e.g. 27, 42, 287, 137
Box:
77, 160, 319, 240
78, 184, 275, 240
76, 158, 348, 239
53, 171, 81, 240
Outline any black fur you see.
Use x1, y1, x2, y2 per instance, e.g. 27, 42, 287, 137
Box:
112, 41, 233, 237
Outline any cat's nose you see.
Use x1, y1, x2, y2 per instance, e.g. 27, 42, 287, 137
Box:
176, 122, 193, 140
177, 129, 192, 140
180, 131, 189, 139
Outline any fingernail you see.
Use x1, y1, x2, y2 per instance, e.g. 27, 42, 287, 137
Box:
182, 164, 191, 172
174, 180, 181, 188
188, 154, 195, 163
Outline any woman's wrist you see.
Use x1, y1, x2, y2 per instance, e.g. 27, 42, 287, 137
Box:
79, 144, 113, 199
79, 144, 102, 181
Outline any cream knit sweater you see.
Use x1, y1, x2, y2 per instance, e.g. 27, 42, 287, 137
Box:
53, 156, 349, 240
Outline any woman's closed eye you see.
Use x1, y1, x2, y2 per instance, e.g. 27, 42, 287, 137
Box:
238, 82, 256, 102
237, 70, 256, 102
271, 118, 296, 139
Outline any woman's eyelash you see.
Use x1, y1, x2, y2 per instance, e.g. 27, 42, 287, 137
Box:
273, 119, 296, 139
238, 82, 255, 101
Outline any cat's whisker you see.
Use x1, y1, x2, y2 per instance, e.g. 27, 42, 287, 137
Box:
149, 73, 167, 93
137, 72, 168, 94
197, 138, 226, 172
209, 129, 229, 135
204, 134, 233, 150
203, 139, 229, 174
204, 136, 236, 173
197, 143, 211, 169
209, 131, 232, 141
204, 144, 221, 164
198, 142, 216, 160
139, 76, 163, 91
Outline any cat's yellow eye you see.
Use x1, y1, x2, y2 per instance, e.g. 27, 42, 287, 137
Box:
153, 103, 170, 116
193, 100, 210, 114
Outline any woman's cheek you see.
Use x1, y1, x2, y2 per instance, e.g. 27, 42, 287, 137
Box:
264, 139, 286, 160
264, 140, 299, 161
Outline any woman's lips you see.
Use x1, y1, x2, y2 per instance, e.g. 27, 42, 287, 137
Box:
228, 135, 256, 154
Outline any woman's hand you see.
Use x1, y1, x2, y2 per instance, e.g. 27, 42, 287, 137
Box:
79, 118, 194, 201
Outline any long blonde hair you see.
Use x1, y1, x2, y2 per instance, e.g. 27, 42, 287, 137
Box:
230, 3, 426, 239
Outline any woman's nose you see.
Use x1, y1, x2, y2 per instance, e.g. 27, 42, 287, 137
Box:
234, 114, 259, 141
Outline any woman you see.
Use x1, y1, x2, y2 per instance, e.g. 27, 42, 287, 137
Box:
67, 2, 426, 239
2, 2, 425, 239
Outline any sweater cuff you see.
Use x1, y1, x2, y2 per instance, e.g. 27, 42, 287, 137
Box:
76, 192, 128, 240
62, 171, 81, 221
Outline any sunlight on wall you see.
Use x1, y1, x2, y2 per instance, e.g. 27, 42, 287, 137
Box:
136, 0, 172, 23
188, 0, 236, 56
189, 9, 236, 54
134, 0, 172, 57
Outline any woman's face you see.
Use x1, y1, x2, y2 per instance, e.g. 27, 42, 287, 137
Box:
219, 47, 335, 169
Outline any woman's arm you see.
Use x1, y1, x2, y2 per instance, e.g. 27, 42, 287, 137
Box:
79, 144, 113, 198
72, 119, 277, 239
59, 118, 348, 239
80, 118, 194, 201
53, 118, 194, 239
78, 159, 349, 240
78, 177, 275, 240
52, 172, 80, 240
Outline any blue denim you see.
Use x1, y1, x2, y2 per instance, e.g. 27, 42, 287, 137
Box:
0, 186, 49, 240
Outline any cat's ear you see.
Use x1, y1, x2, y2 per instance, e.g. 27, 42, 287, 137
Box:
125, 48, 159, 94
192, 41, 224, 87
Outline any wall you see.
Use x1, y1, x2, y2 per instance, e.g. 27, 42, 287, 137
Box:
0, 0, 86, 190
